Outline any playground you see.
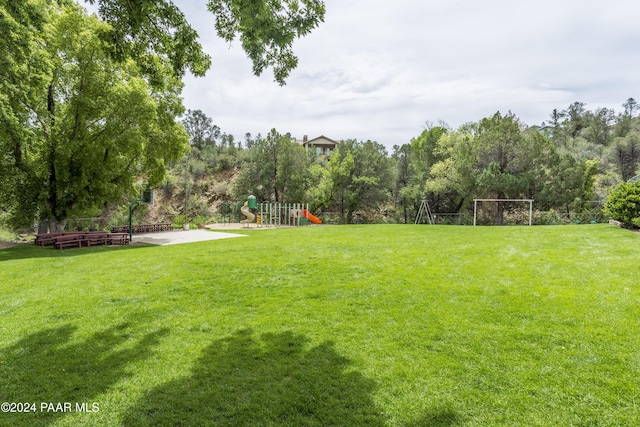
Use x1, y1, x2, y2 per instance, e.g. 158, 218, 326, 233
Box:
128, 197, 325, 245
224, 196, 322, 228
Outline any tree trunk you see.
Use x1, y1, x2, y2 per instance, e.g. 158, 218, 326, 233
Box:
49, 218, 66, 232
46, 82, 59, 232
495, 204, 504, 225
403, 202, 408, 224
495, 199, 505, 225
38, 220, 49, 234
346, 210, 353, 224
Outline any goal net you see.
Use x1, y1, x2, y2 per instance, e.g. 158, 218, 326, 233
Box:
473, 199, 533, 226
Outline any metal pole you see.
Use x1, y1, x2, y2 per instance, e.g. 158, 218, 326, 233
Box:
473, 199, 477, 226
128, 198, 142, 241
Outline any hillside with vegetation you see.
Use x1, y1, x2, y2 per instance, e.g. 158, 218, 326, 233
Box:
1, 3, 638, 233
150, 100, 640, 227
3, 97, 640, 236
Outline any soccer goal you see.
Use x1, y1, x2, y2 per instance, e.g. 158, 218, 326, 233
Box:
473, 199, 533, 226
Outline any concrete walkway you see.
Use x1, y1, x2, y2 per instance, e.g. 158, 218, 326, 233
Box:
132, 229, 247, 246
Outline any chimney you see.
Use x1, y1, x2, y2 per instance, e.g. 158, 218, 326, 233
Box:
303, 135, 308, 143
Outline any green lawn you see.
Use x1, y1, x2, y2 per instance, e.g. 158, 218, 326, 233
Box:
0, 224, 638, 426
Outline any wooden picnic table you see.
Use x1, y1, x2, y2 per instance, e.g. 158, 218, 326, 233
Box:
36, 223, 172, 249
52, 234, 84, 250
110, 223, 173, 234
35, 231, 130, 249
35, 232, 79, 246
82, 232, 108, 246
107, 232, 130, 245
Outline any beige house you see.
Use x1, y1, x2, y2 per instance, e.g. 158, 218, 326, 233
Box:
298, 135, 338, 157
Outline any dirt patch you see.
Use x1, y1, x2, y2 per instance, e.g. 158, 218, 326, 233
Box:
0, 242, 17, 249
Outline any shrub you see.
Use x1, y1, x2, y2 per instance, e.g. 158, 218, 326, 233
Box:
533, 209, 572, 225
192, 215, 215, 227
604, 181, 640, 228
172, 215, 187, 228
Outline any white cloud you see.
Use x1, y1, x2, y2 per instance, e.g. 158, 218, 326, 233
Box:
176, 0, 640, 147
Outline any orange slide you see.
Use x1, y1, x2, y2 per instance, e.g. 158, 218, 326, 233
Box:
302, 209, 322, 224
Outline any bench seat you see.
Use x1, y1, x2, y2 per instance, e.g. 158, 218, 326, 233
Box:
53, 234, 83, 250
82, 232, 108, 246
107, 233, 130, 245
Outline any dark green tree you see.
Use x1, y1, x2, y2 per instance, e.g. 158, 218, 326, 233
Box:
566, 101, 587, 138
473, 112, 534, 224
425, 130, 478, 214
623, 97, 639, 118
426, 112, 595, 224
392, 144, 412, 223
604, 181, 640, 228
88, 0, 326, 85
548, 108, 568, 147
234, 129, 310, 203
324, 140, 393, 223
182, 109, 218, 150
583, 107, 615, 146
609, 133, 640, 181
407, 126, 449, 214
208, 0, 326, 85
1, 2, 188, 230
615, 98, 638, 138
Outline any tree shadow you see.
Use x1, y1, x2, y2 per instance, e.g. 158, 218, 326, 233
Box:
406, 409, 461, 426
0, 323, 168, 426
0, 243, 153, 262
124, 329, 387, 426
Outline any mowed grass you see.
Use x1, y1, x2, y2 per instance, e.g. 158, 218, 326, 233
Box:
0, 224, 639, 426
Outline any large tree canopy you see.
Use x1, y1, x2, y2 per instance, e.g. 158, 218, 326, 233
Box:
1, 1, 188, 230
88, 0, 326, 85
208, 0, 326, 85
319, 139, 393, 223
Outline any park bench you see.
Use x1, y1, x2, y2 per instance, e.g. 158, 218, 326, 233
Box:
35, 231, 85, 246
53, 234, 83, 250
36, 231, 129, 250
35, 232, 64, 246
107, 233, 130, 245
82, 232, 108, 247
110, 223, 172, 234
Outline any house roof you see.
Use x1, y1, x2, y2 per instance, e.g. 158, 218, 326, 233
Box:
298, 135, 339, 147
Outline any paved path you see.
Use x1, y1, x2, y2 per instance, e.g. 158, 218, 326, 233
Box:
132, 229, 247, 246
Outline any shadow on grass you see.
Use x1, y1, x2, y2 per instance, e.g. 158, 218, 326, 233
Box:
124, 329, 387, 426
0, 243, 154, 262
0, 323, 168, 426
407, 409, 461, 426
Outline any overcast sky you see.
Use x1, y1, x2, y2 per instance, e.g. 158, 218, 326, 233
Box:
171, 1, 640, 148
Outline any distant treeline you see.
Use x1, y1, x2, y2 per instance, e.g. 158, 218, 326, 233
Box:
166, 100, 639, 224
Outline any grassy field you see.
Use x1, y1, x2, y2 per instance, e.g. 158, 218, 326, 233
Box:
0, 224, 638, 426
